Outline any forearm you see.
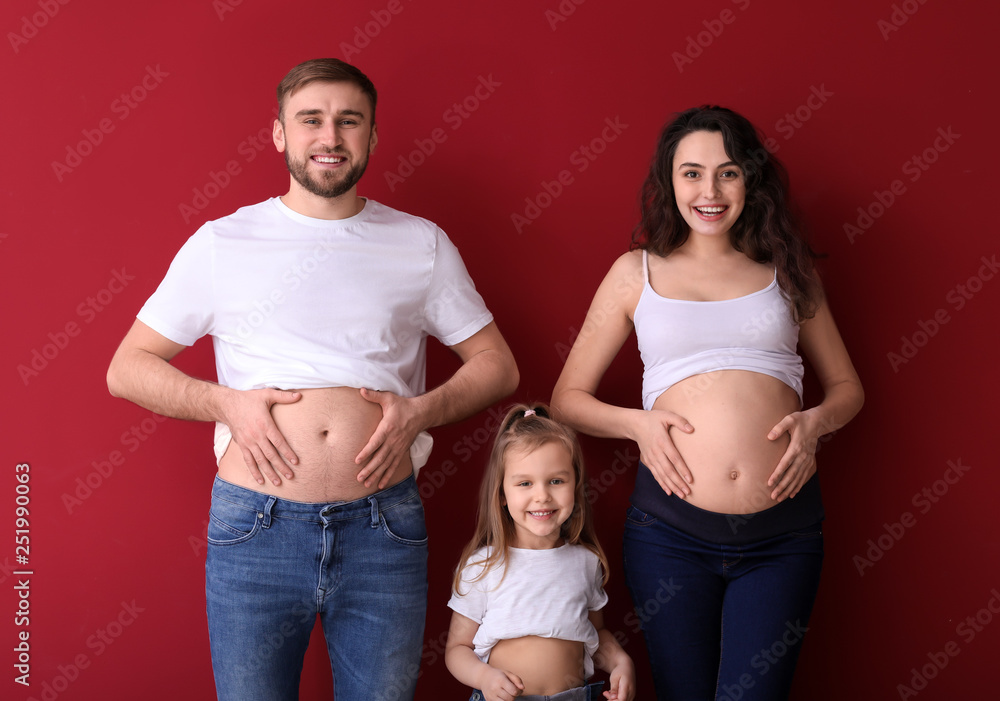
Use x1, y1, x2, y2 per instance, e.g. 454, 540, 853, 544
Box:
805, 378, 864, 437
592, 628, 631, 675
550, 387, 643, 442
107, 347, 228, 423
412, 346, 518, 433
445, 644, 492, 690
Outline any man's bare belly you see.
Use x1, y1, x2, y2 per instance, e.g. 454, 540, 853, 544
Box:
218, 387, 413, 503
653, 370, 801, 514
489, 636, 585, 694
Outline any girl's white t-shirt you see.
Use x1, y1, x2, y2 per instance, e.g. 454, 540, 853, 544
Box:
448, 543, 608, 678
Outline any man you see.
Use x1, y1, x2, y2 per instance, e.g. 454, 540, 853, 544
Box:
107, 58, 518, 700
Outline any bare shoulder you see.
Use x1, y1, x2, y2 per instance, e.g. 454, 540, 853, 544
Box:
607, 249, 644, 281
598, 249, 646, 300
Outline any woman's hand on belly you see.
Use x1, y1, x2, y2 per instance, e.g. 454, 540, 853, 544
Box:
766, 408, 825, 501
652, 371, 802, 513
631, 409, 696, 498
354, 388, 425, 490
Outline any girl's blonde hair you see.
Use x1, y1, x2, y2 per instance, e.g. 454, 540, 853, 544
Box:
452, 403, 609, 594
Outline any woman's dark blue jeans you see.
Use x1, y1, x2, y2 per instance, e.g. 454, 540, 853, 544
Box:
623, 503, 823, 700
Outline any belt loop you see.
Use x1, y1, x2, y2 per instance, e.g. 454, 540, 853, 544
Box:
368, 495, 379, 528
261, 496, 276, 528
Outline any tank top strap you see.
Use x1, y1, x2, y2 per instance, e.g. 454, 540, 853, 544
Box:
642, 249, 649, 284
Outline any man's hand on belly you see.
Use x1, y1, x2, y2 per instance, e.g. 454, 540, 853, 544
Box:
220, 388, 302, 486
766, 408, 821, 501
354, 388, 422, 489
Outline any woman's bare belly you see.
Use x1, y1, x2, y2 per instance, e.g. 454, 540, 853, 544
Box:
489, 636, 585, 694
218, 387, 413, 503
653, 370, 800, 514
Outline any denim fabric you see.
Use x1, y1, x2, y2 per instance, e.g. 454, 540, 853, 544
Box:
469, 681, 604, 701
623, 505, 823, 701
206, 475, 428, 701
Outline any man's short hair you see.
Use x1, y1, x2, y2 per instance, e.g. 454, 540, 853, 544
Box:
276, 58, 378, 124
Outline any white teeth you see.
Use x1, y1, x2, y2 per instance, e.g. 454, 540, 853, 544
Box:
313, 155, 343, 164
696, 206, 726, 213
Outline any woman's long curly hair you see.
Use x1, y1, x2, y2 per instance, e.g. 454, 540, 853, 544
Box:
631, 106, 822, 320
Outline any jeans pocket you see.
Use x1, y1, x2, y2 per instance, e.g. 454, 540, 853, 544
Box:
207, 497, 263, 546
379, 495, 428, 546
625, 504, 659, 527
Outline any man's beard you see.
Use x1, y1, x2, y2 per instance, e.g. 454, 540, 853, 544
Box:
285, 150, 369, 199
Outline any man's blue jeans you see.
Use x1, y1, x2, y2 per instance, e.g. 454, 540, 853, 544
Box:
623, 504, 823, 701
206, 475, 428, 701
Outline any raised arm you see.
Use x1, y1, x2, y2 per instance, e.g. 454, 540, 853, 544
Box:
107, 319, 302, 485
355, 320, 518, 488
551, 252, 694, 497
766, 296, 865, 500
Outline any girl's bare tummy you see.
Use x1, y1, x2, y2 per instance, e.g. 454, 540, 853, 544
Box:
652, 370, 801, 514
218, 387, 413, 503
489, 636, 585, 695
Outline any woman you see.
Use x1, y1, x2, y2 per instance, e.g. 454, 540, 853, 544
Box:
551, 106, 863, 700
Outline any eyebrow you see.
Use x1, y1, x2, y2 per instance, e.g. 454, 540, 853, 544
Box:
293, 108, 367, 120
677, 160, 740, 170
507, 471, 573, 481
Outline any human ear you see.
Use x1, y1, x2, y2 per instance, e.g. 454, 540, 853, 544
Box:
272, 118, 286, 153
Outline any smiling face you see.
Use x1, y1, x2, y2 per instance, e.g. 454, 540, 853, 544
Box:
272, 80, 378, 201
501, 441, 577, 550
671, 130, 746, 239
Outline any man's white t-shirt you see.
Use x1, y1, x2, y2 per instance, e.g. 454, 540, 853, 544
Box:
138, 197, 494, 468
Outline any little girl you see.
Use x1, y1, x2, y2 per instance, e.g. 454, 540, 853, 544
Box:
445, 404, 635, 701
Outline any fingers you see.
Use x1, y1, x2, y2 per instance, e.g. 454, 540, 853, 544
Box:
240, 443, 286, 486
354, 430, 400, 488
644, 458, 689, 498
360, 453, 397, 489
267, 428, 299, 469
239, 445, 267, 486
662, 442, 693, 488
269, 389, 302, 406
768, 412, 799, 441
359, 387, 386, 406
668, 413, 694, 434
503, 672, 524, 697
354, 432, 380, 468
652, 436, 692, 495
770, 454, 814, 501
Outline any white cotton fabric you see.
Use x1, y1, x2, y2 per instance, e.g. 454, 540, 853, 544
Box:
448, 544, 608, 678
137, 197, 493, 468
635, 250, 804, 410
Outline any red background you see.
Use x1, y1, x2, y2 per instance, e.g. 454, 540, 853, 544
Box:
3, 0, 997, 698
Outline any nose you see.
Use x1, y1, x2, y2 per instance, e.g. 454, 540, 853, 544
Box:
318, 122, 343, 148
532, 484, 553, 502
701, 177, 721, 199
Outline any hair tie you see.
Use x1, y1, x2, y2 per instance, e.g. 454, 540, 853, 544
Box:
503, 406, 550, 432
